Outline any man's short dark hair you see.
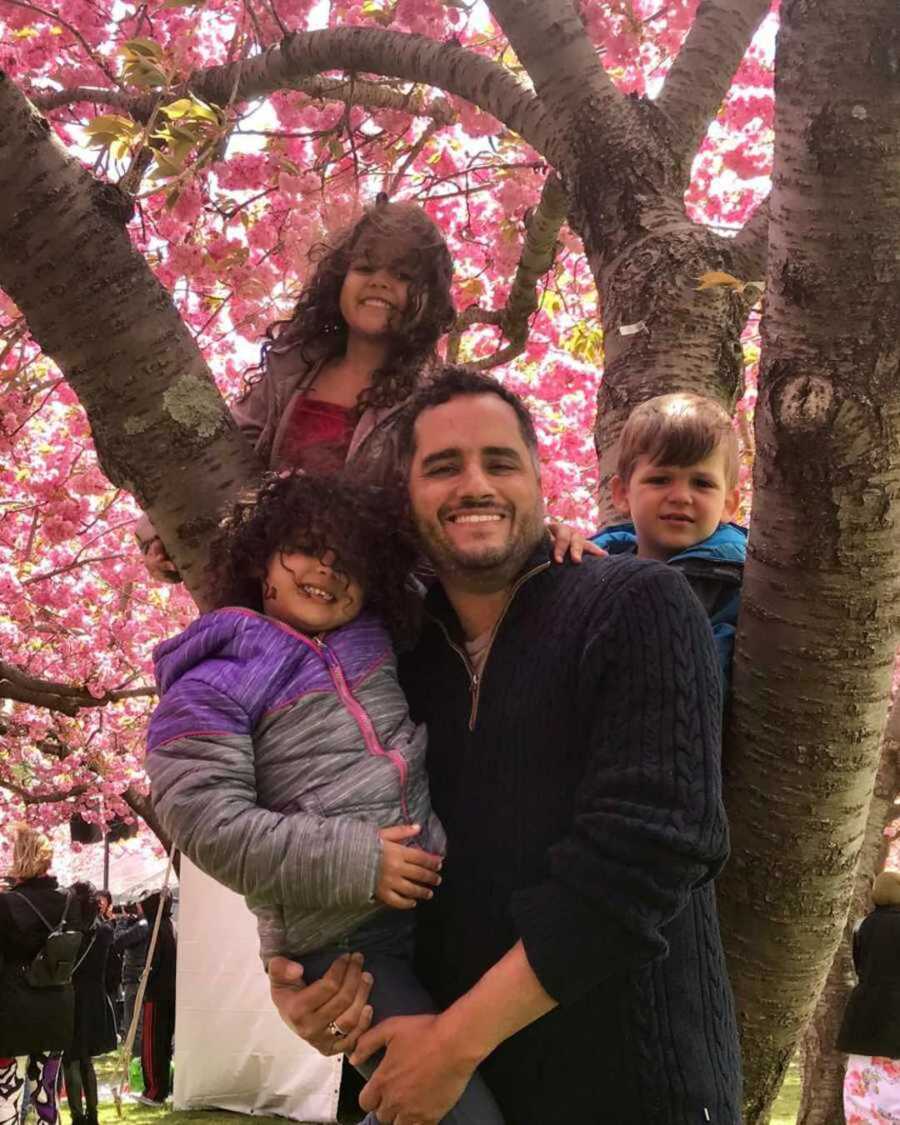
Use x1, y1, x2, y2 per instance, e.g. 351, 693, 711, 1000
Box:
398, 365, 540, 465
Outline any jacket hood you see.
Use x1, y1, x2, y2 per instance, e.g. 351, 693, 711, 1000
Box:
592, 521, 747, 566
153, 609, 264, 695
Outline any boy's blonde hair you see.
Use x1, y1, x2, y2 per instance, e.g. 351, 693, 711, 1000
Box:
617, 393, 739, 488
10, 825, 54, 882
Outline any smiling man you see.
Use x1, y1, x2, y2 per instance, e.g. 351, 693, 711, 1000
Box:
269, 367, 742, 1124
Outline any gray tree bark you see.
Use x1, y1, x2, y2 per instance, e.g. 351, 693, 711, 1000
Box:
714, 0, 900, 1118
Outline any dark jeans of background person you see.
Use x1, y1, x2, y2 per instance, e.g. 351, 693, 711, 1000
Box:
122, 985, 142, 1058
299, 914, 505, 1125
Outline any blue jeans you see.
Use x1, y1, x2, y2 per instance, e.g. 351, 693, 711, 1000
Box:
298, 914, 505, 1125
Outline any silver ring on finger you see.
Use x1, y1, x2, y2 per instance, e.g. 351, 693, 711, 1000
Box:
327, 1019, 348, 1039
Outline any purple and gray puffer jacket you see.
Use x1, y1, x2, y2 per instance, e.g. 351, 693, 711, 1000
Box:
146, 608, 445, 961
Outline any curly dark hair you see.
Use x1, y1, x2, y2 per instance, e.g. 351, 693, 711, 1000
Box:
245, 198, 456, 413
208, 470, 417, 642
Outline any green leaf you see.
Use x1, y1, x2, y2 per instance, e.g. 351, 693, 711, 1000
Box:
186, 96, 221, 124
83, 114, 141, 141
157, 97, 195, 120
121, 37, 164, 60
149, 151, 184, 179
122, 59, 168, 88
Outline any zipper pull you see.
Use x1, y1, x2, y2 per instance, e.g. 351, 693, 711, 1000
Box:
470, 672, 479, 692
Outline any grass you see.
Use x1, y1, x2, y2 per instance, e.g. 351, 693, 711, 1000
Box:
77, 1054, 802, 1125
769, 1062, 802, 1125
81, 1054, 362, 1125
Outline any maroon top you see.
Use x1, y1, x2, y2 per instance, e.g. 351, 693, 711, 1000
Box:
277, 397, 355, 473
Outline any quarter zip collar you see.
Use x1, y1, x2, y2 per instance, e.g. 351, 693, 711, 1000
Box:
423, 536, 553, 730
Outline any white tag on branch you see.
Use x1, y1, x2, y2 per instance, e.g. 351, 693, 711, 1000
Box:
619, 320, 647, 336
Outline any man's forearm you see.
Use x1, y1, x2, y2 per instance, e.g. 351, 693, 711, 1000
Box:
436, 940, 557, 1066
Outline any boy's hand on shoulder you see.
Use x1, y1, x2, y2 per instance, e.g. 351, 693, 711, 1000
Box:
547, 521, 607, 564
375, 824, 443, 910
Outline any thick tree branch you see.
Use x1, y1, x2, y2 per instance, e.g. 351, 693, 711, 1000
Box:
31, 76, 456, 128
730, 194, 770, 279
184, 28, 559, 163
449, 174, 568, 370
657, 0, 772, 164
0, 779, 90, 805
0, 660, 156, 717
0, 72, 261, 607
123, 785, 175, 858
486, 0, 616, 136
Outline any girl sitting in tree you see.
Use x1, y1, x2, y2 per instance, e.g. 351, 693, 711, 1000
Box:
137, 197, 455, 580
137, 196, 595, 579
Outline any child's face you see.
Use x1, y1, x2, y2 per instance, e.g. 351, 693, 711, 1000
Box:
262, 547, 364, 635
611, 445, 740, 561
340, 237, 412, 340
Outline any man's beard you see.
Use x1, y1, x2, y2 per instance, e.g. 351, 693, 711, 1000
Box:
415, 502, 545, 590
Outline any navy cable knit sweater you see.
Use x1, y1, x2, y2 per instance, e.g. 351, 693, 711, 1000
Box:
400, 542, 742, 1124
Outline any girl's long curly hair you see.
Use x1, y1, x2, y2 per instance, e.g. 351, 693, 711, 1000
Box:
245, 198, 455, 413
208, 470, 416, 642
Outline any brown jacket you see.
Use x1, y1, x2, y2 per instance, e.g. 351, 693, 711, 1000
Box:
231, 346, 408, 484
136, 348, 409, 544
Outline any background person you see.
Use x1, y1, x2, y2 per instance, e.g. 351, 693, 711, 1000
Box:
135, 893, 176, 1108
0, 828, 85, 1125
838, 870, 900, 1121
62, 884, 116, 1125
112, 904, 147, 1058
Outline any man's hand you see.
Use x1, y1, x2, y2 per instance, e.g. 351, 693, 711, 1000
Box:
375, 825, 443, 910
268, 953, 374, 1056
546, 521, 606, 564
352, 1013, 477, 1125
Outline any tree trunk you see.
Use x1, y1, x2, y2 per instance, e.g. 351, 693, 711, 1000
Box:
716, 1, 900, 1119
123, 786, 180, 873
0, 74, 261, 606
797, 694, 900, 1125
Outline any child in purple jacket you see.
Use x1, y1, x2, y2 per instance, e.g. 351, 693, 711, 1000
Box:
146, 470, 504, 1125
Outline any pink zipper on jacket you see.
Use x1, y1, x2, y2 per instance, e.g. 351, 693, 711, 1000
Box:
310, 635, 413, 824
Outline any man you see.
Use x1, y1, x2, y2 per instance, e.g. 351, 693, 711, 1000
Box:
269, 367, 741, 1123
113, 902, 149, 1055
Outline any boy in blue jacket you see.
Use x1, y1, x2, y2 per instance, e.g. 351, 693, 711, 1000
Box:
592, 392, 747, 681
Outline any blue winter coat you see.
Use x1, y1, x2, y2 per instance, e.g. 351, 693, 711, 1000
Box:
592, 522, 747, 684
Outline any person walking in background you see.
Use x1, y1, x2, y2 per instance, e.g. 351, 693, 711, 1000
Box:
96, 892, 123, 1038
112, 904, 148, 1057
62, 884, 116, 1125
838, 870, 900, 1122
0, 828, 85, 1125
136, 893, 176, 1108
